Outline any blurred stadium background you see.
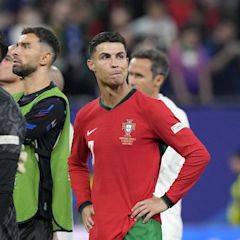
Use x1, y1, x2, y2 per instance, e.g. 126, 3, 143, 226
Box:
1, 0, 240, 239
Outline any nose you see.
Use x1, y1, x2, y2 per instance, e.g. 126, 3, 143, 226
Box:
111, 57, 119, 67
11, 44, 19, 56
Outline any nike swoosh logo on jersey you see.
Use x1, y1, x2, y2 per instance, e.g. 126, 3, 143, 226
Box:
87, 128, 97, 136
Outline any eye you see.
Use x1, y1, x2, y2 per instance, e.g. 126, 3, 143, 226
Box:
100, 54, 110, 60
5, 56, 12, 62
117, 54, 125, 59
21, 43, 30, 49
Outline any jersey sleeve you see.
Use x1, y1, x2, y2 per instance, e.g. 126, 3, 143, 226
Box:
0, 95, 26, 224
68, 110, 91, 209
24, 97, 66, 144
0, 96, 25, 160
145, 99, 210, 204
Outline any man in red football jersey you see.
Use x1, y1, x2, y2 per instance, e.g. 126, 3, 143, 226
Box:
69, 31, 210, 240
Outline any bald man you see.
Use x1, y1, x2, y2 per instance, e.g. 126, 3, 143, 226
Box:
49, 65, 64, 91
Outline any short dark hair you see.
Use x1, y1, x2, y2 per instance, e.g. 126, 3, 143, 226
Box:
88, 32, 127, 57
0, 32, 8, 62
131, 48, 169, 78
22, 27, 60, 64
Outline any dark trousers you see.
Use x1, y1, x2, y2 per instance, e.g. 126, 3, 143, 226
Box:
18, 216, 53, 240
0, 203, 19, 240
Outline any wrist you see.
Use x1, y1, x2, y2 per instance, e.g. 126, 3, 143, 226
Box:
161, 194, 174, 208
78, 201, 92, 214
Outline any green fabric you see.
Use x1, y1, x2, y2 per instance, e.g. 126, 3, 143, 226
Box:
100, 88, 136, 110
13, 91, 24, 101
13, 87, 73, 231
228, 175, 240, 225
124, 217, 162, 240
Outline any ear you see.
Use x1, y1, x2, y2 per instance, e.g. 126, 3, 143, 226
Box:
87, 59, 95, 72
39, 52, 52, 66
154, 74, 165, 89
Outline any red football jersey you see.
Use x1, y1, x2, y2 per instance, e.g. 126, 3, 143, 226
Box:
69, 89, 210, 239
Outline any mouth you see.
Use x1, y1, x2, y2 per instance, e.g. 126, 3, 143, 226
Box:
13, 56, 21, 63
13, 59, 21, 66
111, 72, 121, 76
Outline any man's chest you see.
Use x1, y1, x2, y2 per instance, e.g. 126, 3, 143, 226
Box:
83, 110, 158, 157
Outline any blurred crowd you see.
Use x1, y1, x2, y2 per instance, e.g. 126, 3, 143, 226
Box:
1, 0, 240, 105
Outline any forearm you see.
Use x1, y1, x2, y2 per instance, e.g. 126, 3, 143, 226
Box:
165, 143, 210, 203
170, 72, 193, 104
23, 97, 66, 143
0, 194, 12, 224
0, 159, 18, 224
170, 73, 189, 95
68, 115, 92, 209
199, 70, 213, 103
210, 49, 233, 72
69, 163, 92, 208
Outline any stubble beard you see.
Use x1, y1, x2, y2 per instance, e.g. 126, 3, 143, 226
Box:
13, 64, 37, 78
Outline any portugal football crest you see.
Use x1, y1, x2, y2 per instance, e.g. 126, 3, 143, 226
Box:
119, 119, 136, 145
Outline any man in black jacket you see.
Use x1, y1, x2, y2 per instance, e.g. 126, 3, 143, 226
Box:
0, 32, 26, 240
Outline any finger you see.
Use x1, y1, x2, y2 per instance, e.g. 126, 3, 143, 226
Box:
17, 163, 25, 173
86, 221, 93, 230
142, 211, 153, 223
86, 218, 94, 231
88, 215, 94, 226
84, 217, 93, 232
82, 214, 90, 230
134, 208, 149, 221
131, 201, 145, 212
131, 205, 147, 218
19, 151, 27, 162
131, 209, 140, 219
84, 222, 90, 232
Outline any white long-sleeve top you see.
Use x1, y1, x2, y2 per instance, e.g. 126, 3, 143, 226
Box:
154, 93, 190, 240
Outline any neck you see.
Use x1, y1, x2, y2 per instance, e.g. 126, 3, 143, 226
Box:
23, 69, 50, 95
100, 83, 131, 108
1, 80, 24, 95
152, 91, 160, 99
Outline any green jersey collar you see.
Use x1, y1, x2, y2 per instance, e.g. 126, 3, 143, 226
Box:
100, 88, 136, 111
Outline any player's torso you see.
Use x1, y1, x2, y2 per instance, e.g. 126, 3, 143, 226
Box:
81, 92, 162, 202
80, 91, 170, 238
86, 101, 159, 171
